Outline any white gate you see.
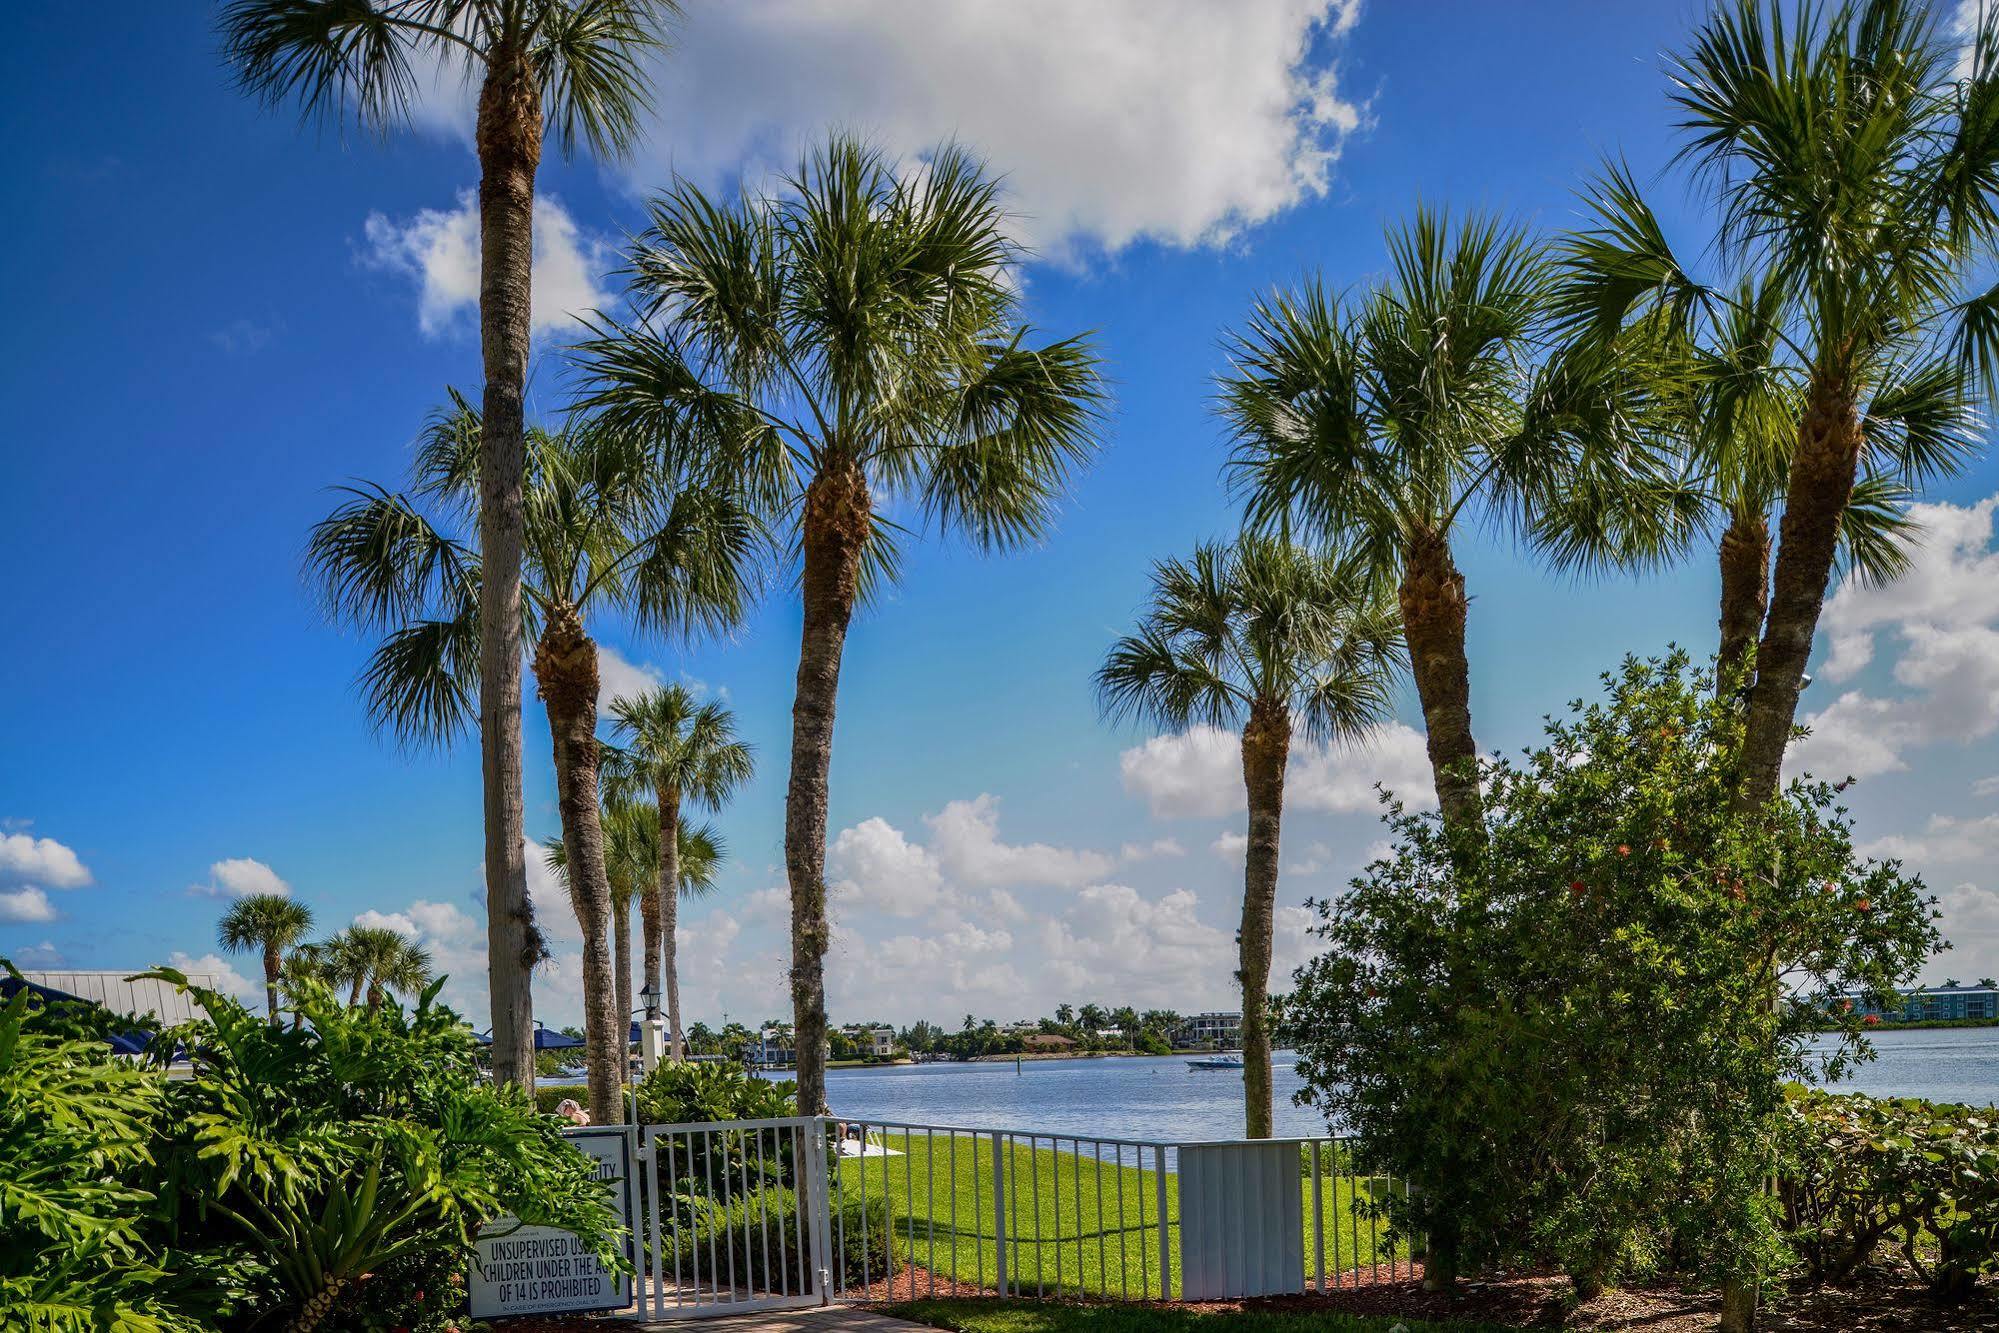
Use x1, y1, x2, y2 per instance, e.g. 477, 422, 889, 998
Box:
634, 1116, 831, 1320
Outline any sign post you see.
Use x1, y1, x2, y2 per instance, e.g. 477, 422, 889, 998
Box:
468, 1126, 636, 1319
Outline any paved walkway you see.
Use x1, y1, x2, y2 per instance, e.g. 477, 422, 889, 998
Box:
634, 1308, 928, 1332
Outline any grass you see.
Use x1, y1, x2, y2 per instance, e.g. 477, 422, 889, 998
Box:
832, 1129, 1413, 1300
881, 1297, 1510, 1333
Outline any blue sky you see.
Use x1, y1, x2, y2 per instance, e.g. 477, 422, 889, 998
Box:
5, 1, 1998, 1028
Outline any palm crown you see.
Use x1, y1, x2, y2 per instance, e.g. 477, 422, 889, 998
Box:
1096, 536, 1403, 746
218, 0, 673, 158
305, 395, 761, 747
605, 686, 753, 810
217, 894, 315, 958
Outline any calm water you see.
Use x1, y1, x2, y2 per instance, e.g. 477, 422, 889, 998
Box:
807, 1027, 1999, 1141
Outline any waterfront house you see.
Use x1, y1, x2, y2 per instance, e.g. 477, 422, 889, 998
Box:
1830, 982, 1998, 1022
1173, 1011, 1243, 1048
1020, 1033, 1075, 1052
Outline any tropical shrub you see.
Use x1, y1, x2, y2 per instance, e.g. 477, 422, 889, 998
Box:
659, 1184, 891, 1292
0, 970, 234, 1333
1284, 652, 1939, 1295
1780, 1090, 1999, 1300
146, 970, 627, 1333
637, 1060, 800, 1200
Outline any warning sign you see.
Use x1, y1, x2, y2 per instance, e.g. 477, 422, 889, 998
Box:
468, 1126, 635, 1317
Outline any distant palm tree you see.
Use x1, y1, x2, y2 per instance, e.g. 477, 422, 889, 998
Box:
219, 0, 676, 1091
1098, 537, 1401, 1137
547, 797, 724, 1061
306, 396, 757, 1123
578, 135, 1105, 1112
333, 926, 435, 1008
1223, 210, 1676, 852
216, 893, 315, 1026
605, 686, 750, 1060
1553, 1, 1996, 813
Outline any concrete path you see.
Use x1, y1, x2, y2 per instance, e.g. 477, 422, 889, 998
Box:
633, 1308, 930, 1332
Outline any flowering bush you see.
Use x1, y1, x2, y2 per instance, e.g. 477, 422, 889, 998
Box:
1283, 652, 1939, 1295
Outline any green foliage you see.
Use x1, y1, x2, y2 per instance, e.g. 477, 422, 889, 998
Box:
1780, 1089, 1999, 1301
1284, 651, 1939, 1290
146, 969, 627, 1331
659, 1184, 890, 1292
0, 972, 219, 1333
635, 1058, 797, 1126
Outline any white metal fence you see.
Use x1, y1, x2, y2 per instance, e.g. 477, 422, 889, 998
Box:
620, 1115, 1420, 1319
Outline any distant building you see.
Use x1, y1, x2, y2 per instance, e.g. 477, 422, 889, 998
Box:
840, 1024, 897, 1057
25, 970, 220, 1027
1830, 983, 1998, 1022
1021, 1033, 1075, 1052
1174, 1011, 1242, 1048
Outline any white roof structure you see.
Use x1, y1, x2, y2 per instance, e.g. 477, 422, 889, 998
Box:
25, 970, 218, 1026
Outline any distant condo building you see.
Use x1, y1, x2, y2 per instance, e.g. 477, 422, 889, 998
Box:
1830, 982, 1998, 1022
1174, 1011, 1242, 1048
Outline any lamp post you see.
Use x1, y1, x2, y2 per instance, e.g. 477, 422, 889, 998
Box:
638, 982, 666, 1076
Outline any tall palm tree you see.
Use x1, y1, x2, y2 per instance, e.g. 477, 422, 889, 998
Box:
605, 686, 751, 1060
1098, 537, 1402, 1138
549, 798, 724, 1064
216, 893, 315, 1026
306, 396, 757, 1123
1553, 1, 1995, 814
577, 136, 1106, 1112
219, 0, 676, 1091
1223, 210, 1677, 853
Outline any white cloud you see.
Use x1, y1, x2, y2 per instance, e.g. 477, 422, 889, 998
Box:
361, 191, 612, 338
0, 832, 92, 889
1792, 494, 1999, 781
1211, 830, 1249, 864
1120, 838, 1185, 862
353, 909, 419, 938
404, 2, 1367, 265
925, 795, 1114, 888
1037, 884, 1239, 1008
189, 857, 291, 899
0, 886, 56, 923
167, 951, 259, 1002
1119, 722, 1435, 818
596, 645, 667, 717
13, 940, 63, 967
829, 817, 945, 916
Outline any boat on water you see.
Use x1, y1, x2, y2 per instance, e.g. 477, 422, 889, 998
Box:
1185, 1052, 1244, 1070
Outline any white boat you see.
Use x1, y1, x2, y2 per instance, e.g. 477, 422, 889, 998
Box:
1185, 1052, 1244, 1070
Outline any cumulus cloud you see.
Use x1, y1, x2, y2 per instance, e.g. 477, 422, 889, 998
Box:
167, 951, 259, 1002
361, 191, 612, 338
1119, 722, 1434, 818
596, 645, 668, 716
1792, 494, 1999, 781
407, 2, 1366, 264
829, 817, 945, 917
189, 857, 291, 899
925, 795, 1115, 888
0, 886, 56, 923
1211, 831, 1249, 864
353, 909, 420, 938
0, 832, 92, 889
1120, 838, 1185, 862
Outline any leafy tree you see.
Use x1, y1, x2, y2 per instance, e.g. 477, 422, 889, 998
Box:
578, 135, 1105, 1112
606, 685, 752, 1060
216, 893, 315, 1026
1054, 1003, 1076, 1028
1554, 0, 1996, 814
1284, 651, 1938, 1301
306, 397, 758, 1123
219, 0, 677, 1090
1099, 537, 1400, 1137
1224, 211, 1675, 852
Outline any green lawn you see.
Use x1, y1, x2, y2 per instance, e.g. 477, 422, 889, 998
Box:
832, 1130, 1413, 1300
882, 1297, 1508, 1333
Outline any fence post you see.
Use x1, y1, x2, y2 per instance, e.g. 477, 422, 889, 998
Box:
804, 1117, 834, 1304
1154, 1145, 1171, 1301
990, 1131, 1009, 1297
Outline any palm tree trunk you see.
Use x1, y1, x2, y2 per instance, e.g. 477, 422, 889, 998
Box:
474, 48, 544, 1094
1717, 508, 1771, 698
658, 790, 684, 1061
612, 885, 632, 1076
348, 976, 365, 1009
1237, 697, 1291, 1139
1398, 524, 1483, 843
534, 604, 623, 1126
785, 461, 871, 1116
1735, 382, 1861, 812
263, 942, 282, 1027
639, 803, 665, 1054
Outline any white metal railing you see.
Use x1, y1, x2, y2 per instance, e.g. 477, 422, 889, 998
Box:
625, 1114, 1420, 1319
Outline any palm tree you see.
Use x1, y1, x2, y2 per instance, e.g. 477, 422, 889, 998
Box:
547, 796, 725, 1065
216, 893, 315, 1026
1553, 1, 1995, 813
577, 136, 1106, 1113
330, 925, 436, 1008
604, 686, 751, 1061
306, 396, 757, 1123
219, 0, 675, 1091
1223, 210, 1677, 853
1098, 536, 1401, 1137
